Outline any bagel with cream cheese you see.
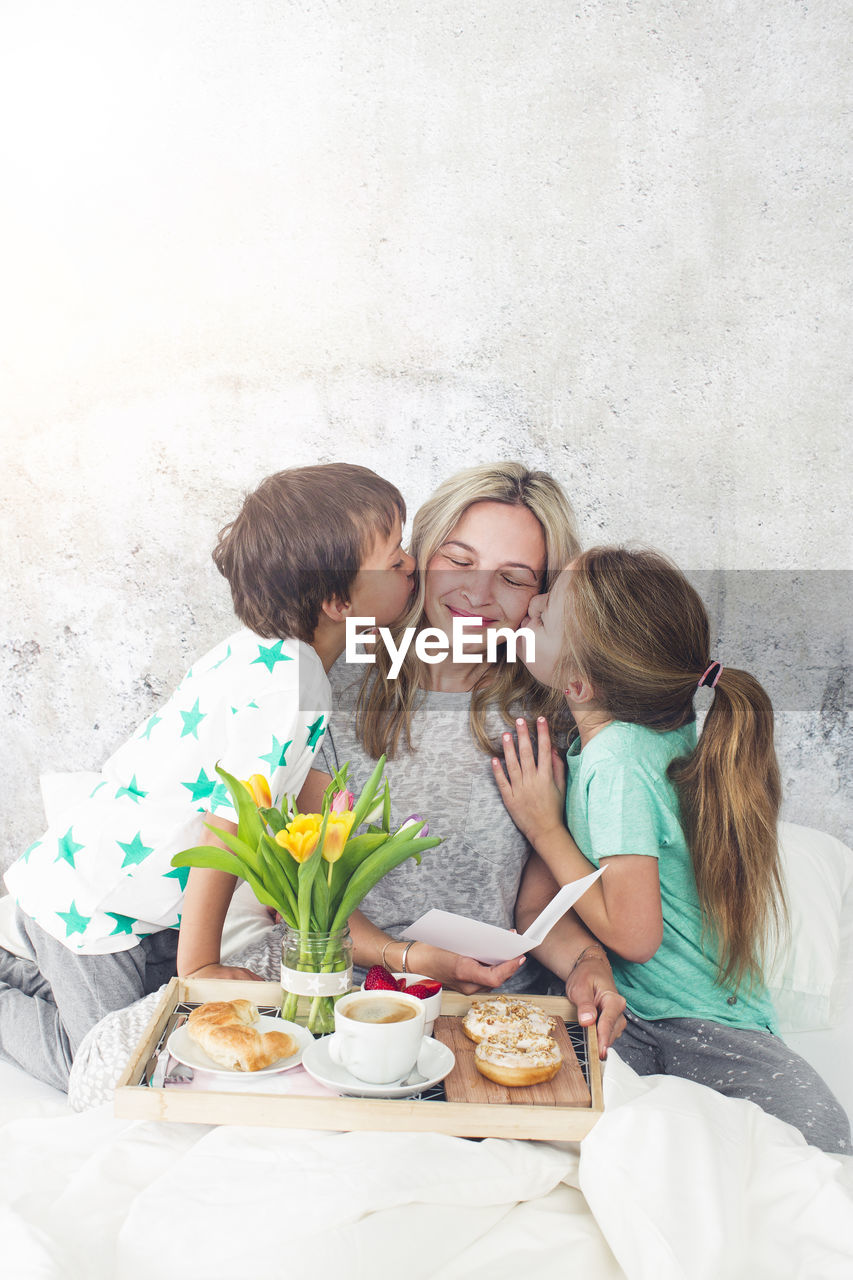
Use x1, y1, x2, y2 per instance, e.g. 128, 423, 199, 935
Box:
474, 1030, 563, 1087
462, 995, 555, 1044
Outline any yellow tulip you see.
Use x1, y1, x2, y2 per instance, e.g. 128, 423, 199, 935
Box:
242, 774, 272, 808
275, 813, 322, 863
322, 811, 356, 864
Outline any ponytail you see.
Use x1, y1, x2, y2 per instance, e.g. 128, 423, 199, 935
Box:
668, 667, 787, 992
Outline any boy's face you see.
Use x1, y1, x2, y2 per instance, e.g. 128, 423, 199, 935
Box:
346, 515, 415, 626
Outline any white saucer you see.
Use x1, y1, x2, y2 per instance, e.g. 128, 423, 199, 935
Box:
167, 1016, 313, 1076
301, 1035, 455, 1098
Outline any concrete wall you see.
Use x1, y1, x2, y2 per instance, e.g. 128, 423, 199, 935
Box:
1, 1, 850, 871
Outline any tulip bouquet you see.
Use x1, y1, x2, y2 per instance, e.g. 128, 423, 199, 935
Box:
171, 756, 440, 1032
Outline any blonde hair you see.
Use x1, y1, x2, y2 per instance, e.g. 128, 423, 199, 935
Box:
357, 461, 581, 757
562, 546, 786, 992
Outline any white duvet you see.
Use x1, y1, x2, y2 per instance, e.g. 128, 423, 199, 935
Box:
3, 1054, 852, 1280
3, 796, 853, 1278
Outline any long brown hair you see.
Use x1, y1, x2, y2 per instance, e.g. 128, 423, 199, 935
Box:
560, 547, 786, 991
357, 461, 581, 757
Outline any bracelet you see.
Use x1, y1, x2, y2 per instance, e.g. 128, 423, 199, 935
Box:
568, 944, 609, 978
380, 939, 394, 969
400, 941, 415, 974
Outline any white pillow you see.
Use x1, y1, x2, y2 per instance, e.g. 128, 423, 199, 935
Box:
765, 821, 853, 1033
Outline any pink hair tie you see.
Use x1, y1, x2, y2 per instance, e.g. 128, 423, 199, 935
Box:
698, 662, 723, 689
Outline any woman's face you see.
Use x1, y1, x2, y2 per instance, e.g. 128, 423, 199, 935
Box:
423, 501, 547, 652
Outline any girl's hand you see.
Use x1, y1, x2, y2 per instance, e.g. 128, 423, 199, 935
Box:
492, 717, 567, 845
404, 942, 525, 995
565, 946, 627, 1059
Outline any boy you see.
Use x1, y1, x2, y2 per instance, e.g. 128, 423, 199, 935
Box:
1, 463, 413, 1089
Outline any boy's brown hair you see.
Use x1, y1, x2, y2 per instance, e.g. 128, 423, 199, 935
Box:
213, 463, 405, 641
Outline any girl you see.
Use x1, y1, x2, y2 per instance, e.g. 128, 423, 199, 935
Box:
494, 546, 850, 1152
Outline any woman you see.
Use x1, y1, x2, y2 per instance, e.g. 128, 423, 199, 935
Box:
300, 462, 626, 1055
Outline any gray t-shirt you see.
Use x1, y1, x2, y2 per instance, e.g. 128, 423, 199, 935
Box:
319, 662, 546, 993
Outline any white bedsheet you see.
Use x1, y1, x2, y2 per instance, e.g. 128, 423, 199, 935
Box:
2, 1051, 851, 1280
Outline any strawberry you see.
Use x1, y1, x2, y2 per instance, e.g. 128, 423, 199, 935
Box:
405, 980, 441, 1000
363, 965, 399, 991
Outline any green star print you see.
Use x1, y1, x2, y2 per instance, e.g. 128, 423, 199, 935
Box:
57, 900, 91, 937
117, 832, 155, 868
164, 865, 190, 891
260, 736, 292, 770
306, 716, 325, 750
139, 713, 162, 740
181, 768, 217, 803
179, 698, 206, 739
252, 640, 293, 674
115, 775, 148, 803
56, 828, 84, 868
105, 912, 136, 936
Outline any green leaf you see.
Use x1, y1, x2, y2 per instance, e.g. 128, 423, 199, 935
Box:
261, 832, 299, 897
260, 805, 287, 835
297, 812, 330, 935
257, 836, 298, 924
171, 845, 281, 914
381, 778, 391, 832
312, 862, 331, 932
202, 822, 265, 880
213, 763, 264, 850
349, 755, 387, 831
328, 832, 389, 916
329, 834, 442, 931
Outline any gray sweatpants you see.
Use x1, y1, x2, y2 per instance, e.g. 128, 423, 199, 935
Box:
0, 906, 178, 1092
616, 1009, 850, 1155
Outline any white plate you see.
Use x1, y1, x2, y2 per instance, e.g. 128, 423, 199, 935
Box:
301, 1035, 455, 1098
167, 1016, 313, 1076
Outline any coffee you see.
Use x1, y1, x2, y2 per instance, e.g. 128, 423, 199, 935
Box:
343, 997, 417, 1025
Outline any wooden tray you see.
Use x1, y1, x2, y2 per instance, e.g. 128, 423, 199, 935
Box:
115, 978, 604, 1141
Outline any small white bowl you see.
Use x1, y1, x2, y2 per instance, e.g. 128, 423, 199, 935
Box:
361, 972, 443, 1036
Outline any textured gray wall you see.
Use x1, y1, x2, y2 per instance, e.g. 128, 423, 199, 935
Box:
1, 2, 850, 872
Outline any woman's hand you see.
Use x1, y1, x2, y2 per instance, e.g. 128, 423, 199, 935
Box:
565, 945, 627, 1059
492, 717, 567, 845
186, 963, 266, 982
405, 942, 525, 995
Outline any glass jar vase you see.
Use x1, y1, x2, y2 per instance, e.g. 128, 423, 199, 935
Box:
280, 925, 353, 1034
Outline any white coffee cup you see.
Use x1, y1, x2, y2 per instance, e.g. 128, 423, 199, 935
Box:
327, 990, 426, 1084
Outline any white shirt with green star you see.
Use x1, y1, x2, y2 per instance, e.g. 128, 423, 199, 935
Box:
4, 631, 330, 954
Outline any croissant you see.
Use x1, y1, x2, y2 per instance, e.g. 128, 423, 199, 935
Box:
187, 1000, 297, 1071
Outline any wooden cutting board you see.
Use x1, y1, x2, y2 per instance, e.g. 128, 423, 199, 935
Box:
433, 1015, 591, 1107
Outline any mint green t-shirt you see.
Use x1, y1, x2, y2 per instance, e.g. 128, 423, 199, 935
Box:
565, 720, 778, 1033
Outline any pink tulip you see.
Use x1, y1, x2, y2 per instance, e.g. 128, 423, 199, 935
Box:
330, 789, 354, 813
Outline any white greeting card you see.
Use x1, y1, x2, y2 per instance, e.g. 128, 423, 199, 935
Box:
402, 865, 605, 964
